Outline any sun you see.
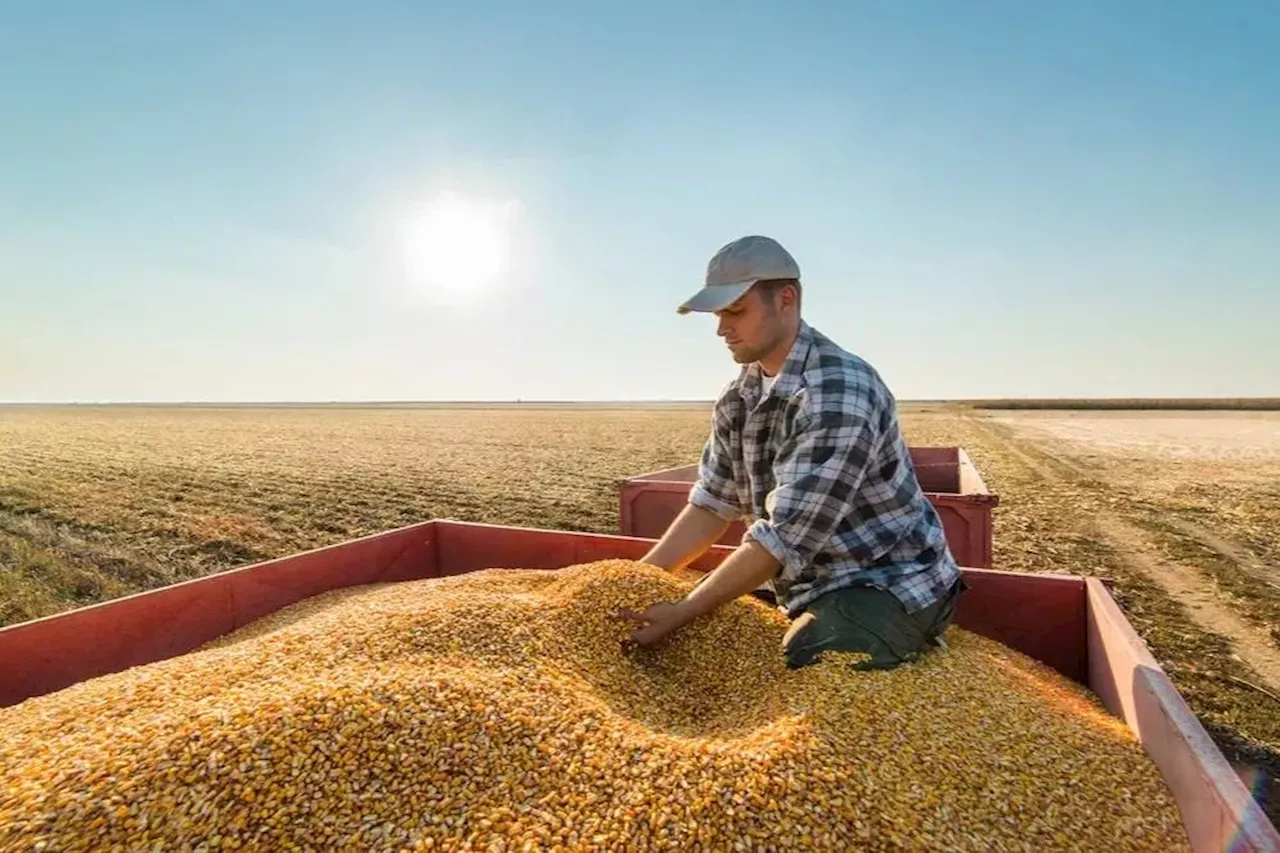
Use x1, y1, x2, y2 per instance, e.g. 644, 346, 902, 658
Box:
400, 192, 518, 297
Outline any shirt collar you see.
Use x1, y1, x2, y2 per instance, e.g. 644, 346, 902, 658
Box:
742, 321, 814, 406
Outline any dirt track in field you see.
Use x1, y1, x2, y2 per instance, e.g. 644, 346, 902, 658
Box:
974, 413, 1280, 693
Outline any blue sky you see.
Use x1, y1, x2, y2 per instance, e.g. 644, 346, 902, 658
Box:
2, 0, 1276, 402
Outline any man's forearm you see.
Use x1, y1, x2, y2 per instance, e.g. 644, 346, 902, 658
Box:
640, 503, 732, 572
681, 539, 780, 618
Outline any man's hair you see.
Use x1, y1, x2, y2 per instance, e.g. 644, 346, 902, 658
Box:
755, 277, 802, 311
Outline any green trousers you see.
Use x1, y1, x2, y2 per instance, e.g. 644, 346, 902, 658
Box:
780, 578, 967, 671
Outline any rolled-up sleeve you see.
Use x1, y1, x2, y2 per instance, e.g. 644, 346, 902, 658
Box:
688, 404, 744, 521
746, 408, 882, 582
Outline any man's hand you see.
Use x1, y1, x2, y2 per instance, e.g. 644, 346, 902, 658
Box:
617, 601, 695, 649
618, 539, 782, 650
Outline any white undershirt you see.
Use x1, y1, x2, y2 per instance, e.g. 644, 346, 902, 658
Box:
761, 371, 778, 395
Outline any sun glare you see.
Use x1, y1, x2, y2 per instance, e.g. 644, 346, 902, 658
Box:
401, 192, 518, 298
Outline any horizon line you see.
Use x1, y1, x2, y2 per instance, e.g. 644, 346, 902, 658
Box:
3, 396, 1279, 407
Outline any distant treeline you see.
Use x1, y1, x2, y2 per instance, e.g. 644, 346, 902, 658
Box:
960, 398, 1280, 411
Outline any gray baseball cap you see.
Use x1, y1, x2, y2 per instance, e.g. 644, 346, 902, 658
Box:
677, 235, 801, 314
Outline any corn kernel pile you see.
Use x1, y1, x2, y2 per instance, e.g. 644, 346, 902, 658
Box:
1, 560, 1189, 852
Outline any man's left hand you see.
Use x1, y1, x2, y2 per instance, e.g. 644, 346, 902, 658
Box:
617, 601, 695, 648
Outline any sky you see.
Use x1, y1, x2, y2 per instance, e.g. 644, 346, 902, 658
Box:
1, 0, 1277, 403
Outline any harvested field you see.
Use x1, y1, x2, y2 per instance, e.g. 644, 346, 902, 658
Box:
0, 403, 1277, 831
986, 411, 1280, 658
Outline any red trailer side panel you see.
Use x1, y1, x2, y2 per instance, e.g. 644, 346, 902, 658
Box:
909, 445, 962, 493
952, 568, 1088, 684
617, 446, 1000, 568
0, 523, 437, 708
434, 519, 735, 577
1086, 578, 1278, 852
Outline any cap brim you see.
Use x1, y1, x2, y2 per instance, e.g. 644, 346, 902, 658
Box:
676, 280, 756, 314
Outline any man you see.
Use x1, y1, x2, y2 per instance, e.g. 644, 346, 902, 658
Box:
620, 235, 966, 670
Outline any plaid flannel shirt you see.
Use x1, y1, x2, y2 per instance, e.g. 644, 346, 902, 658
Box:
688, 321, 960, 617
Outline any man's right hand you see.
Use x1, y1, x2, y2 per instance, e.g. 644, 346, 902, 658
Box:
617, 600, 697, 649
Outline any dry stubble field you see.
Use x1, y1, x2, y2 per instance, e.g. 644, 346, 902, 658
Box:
1, 403, 1277, 828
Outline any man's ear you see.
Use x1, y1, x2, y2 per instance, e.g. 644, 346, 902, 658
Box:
781, 283, 799, 310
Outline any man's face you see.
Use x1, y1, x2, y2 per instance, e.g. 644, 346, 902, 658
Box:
714, 285, 788, 365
